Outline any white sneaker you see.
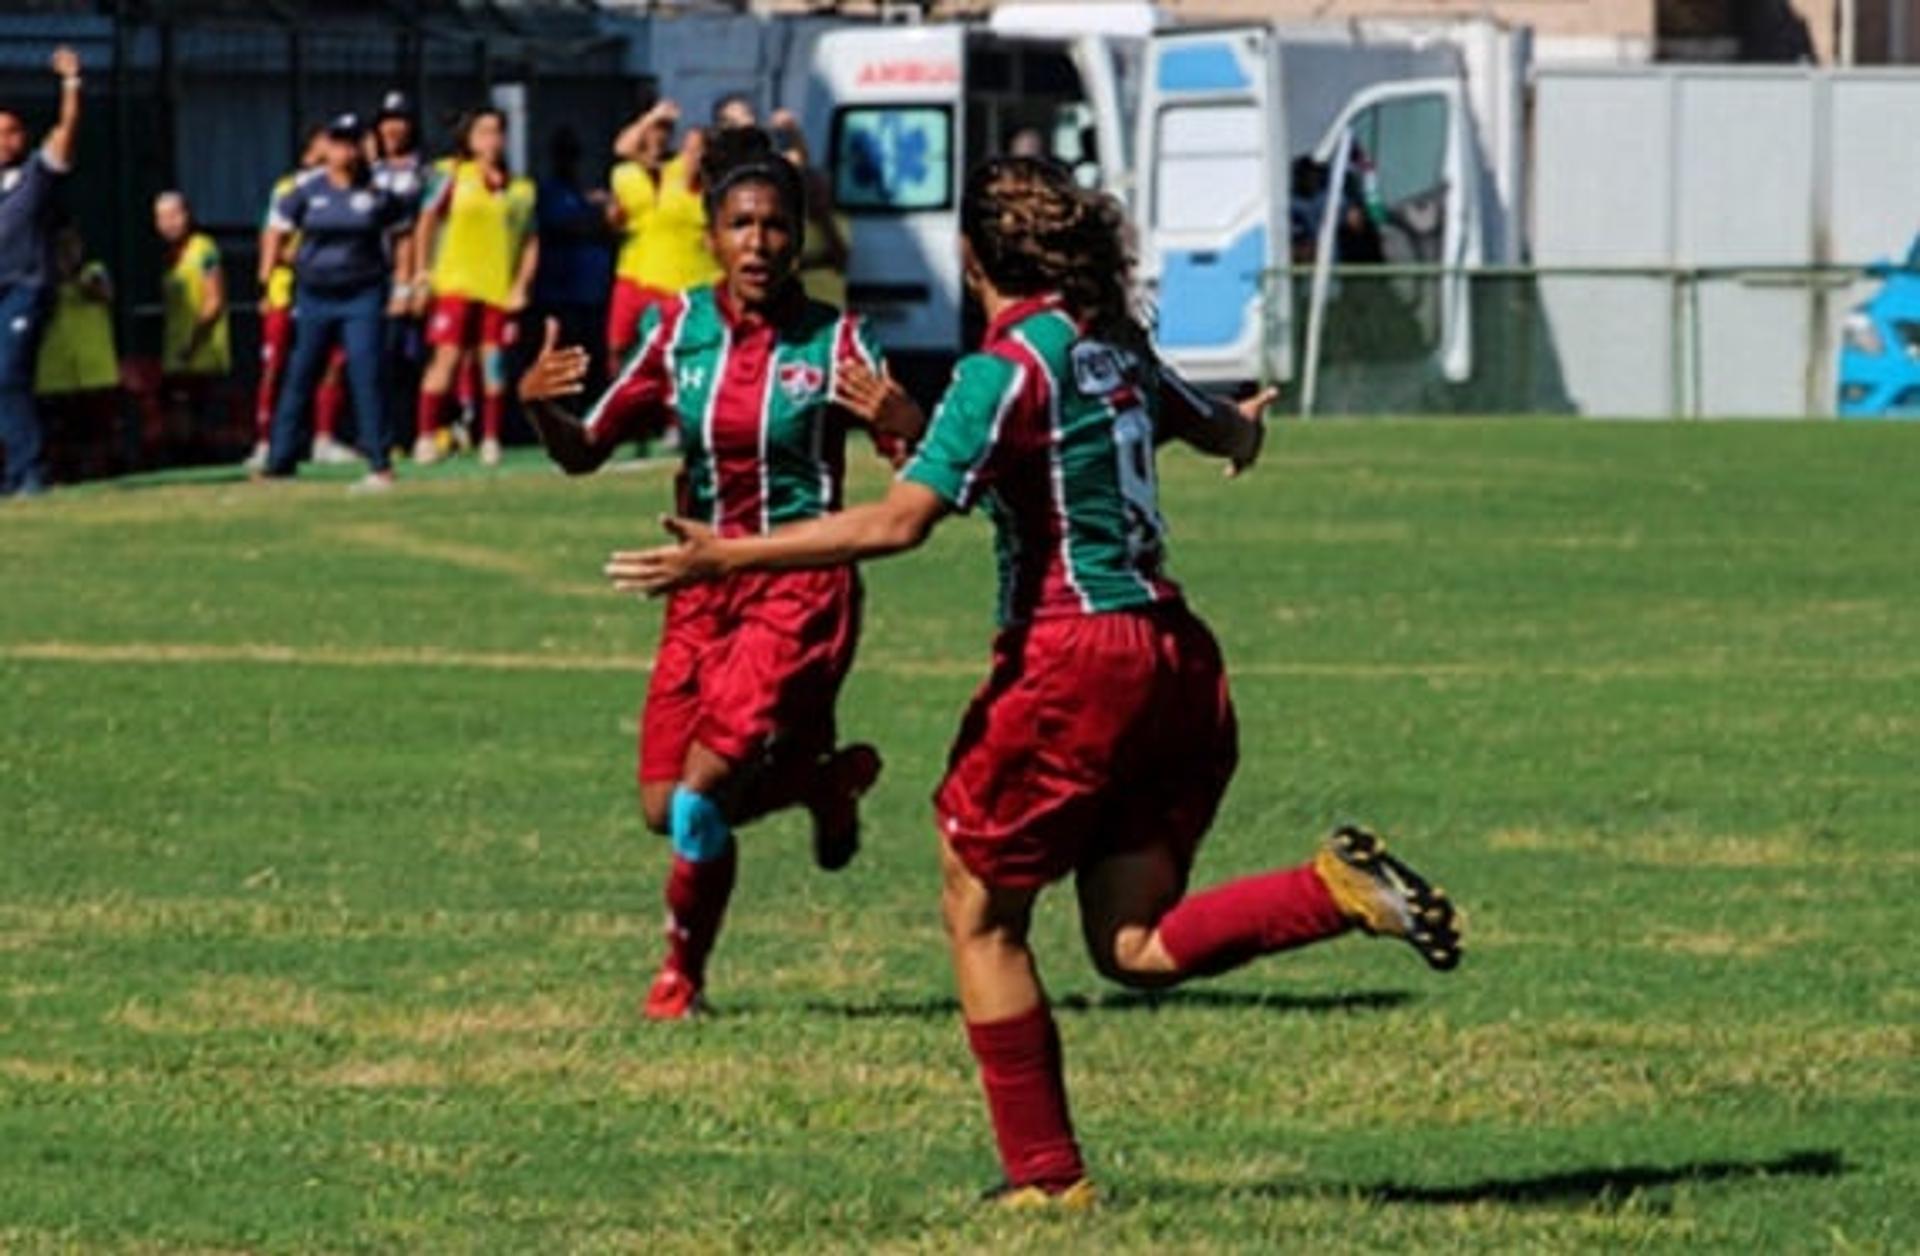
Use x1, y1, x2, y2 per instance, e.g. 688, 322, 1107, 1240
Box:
242, 441, 269, 472
451, 420, 475, 454
312, 435, 361, 465
348, 471, 396, 495
480, 437, 502, 467
413, 434, 443, 465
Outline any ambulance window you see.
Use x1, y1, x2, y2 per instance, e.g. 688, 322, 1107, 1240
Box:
1152, 105, 1261, 233
833, 106, 954, 212
1348, 95, 1448, 207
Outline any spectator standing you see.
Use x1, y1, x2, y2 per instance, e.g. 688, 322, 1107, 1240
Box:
154, 190, 231, 453
413, 107, 538, 467
261, 112, 416, 491
605, 100, 716, 363
373, 91, 428, 452
532, 126, 612, 397
0, 46, 81, 499
33, 221, 119, 481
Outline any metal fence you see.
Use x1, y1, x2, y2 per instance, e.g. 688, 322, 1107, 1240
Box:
1269, 262, 1907, 419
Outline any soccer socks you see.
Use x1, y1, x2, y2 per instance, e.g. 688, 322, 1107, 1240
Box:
315, 373, 345, 440
1157, 863, 1350, 978
966, 1005, 1087, 1191
480, 391, 504, 442
663, 788, 737, 987
415, 388, 446, 437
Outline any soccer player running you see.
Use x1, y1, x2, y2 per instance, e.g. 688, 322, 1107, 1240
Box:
607, 157, 1465, 1203
413, 107, 537, 467
516, 127, 915, 1021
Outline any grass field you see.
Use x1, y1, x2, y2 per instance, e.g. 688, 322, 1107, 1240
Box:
1, 421, 1915, 1252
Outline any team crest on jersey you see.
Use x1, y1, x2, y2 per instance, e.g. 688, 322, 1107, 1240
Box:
0, 168, 20, 194
676, 364, 707, 395
1070, 341, 1134, 397
777, 361, 825, 404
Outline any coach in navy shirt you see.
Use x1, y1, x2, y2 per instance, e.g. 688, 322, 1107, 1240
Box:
261, 112, 417, 488
0, 46, 82, 498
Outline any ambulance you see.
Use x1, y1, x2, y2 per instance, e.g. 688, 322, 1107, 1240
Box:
805, 4, 1521, 395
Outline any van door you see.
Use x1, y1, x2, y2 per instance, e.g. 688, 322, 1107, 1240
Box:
1138, 27, 1288, 386
813, 28, 965, 367
1308, 78, 1480, 386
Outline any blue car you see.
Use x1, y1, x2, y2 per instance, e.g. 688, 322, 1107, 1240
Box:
1837, 237, 1920, 418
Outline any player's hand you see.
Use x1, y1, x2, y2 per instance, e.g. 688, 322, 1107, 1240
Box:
385, 287, 410, 318
835, 359, 924, 447
605, 516, 721, 597
409, 283, 432, 318
517, 318, 590, 404
1224, 386, 1275, 479
770, 108, 800, 133
505, 287, 529, 315
50, 47, 80, 80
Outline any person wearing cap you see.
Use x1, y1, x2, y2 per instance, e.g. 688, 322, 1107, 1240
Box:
372, 90, 429, 451
260, 112, 418, 491
0, 45, 82, 499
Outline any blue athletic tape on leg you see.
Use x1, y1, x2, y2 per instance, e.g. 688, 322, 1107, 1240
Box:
669, 787, 735, 863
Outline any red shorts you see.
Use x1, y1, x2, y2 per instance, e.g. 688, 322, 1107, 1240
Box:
426, 295, 518, 351
936, 603, 1239, 890
607, 278, 674, 359
638, 567, 863, 785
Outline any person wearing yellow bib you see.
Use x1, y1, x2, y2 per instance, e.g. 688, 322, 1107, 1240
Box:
153, 191, 229, 451
33, 221, 119, 481
606, 98, 719, 362
413, 107, 538, 466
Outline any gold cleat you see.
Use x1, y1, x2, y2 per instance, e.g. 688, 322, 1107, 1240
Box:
1314, 825, 1464, 971
985, 1179, 1099, 1212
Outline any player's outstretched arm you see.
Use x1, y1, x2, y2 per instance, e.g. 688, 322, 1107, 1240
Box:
605, 480, 948, 596
45, 47, 81, 170
1160, 372, 1273, 479
518, 318, 609, 476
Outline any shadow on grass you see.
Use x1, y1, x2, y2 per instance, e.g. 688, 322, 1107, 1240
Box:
1155, 1149, 1845, 1210
801, 989, 1414, 1021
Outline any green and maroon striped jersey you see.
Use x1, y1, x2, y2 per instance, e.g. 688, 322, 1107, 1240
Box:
903, 294, 1205, 625
583, 284, 886, 536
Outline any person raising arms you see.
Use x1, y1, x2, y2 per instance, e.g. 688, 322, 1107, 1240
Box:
607, 157, 1465, 1203
517, 126, 918, 1021
413, 107, 537, 466
604, 99, 718, 366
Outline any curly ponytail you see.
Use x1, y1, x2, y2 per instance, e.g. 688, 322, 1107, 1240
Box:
960, 157, 1147, 356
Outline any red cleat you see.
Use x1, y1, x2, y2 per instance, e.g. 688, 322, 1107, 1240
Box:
641, 967, 706, 1021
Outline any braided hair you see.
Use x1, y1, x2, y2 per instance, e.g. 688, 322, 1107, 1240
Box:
700, 124, 806, 251
960, 156, 1147, 356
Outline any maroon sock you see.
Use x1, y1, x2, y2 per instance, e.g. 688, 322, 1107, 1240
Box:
415, 388, 446, 437
315, 373, 346, 440
965, 1004, 1086, 1190
1157, 863, 1350, 977
662, 848, 737, 986
481, 392, 504, 442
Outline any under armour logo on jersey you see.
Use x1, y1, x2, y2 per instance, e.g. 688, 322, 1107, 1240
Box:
350, 191, 375, 213
676, 365, 707, 395
778, 361, 825, 404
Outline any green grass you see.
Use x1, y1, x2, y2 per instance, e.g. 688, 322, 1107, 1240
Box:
1, 422, 1915, 1252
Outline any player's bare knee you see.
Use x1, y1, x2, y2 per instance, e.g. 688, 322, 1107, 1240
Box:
1090, 926, 1181, 990
639, 783, 674, 835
